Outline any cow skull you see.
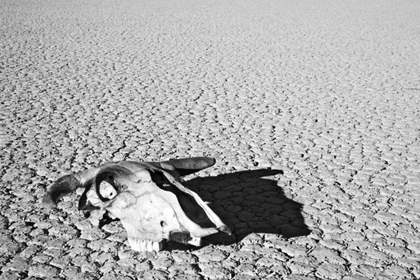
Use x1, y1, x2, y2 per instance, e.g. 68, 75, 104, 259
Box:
43, 157, 231, 252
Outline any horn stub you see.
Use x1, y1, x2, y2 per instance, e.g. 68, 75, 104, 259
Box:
43, 174, 82, 207
165, 157, 216, 177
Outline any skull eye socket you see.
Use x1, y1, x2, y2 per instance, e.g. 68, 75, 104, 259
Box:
95, 171, 120, 201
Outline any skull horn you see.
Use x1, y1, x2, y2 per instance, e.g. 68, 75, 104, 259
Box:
161, 157, 216, 176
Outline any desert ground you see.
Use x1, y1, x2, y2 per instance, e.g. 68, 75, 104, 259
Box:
1, 0, 419, 279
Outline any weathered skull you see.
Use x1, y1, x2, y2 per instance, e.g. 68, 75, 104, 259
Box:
43, 157, 231, 252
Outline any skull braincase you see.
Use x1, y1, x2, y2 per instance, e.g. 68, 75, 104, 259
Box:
82, 163, 229, 251
109, 191, 181, 241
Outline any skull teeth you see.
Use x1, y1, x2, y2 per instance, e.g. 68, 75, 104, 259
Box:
128, 239, 164, 252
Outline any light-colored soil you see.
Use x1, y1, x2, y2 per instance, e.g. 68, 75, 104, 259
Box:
1, 0, 419, 279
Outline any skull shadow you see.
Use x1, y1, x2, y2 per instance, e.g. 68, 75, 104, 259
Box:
166, 168, 311, 250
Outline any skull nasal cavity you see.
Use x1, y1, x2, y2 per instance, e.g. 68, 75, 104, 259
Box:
160, 221, 167, 228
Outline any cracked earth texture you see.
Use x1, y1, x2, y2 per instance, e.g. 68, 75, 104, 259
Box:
1, 0, 420, 279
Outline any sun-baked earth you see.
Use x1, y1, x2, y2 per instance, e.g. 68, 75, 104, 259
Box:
1, 0, 420, 279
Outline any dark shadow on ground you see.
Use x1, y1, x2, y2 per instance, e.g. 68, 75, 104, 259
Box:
166, 168, 311, 250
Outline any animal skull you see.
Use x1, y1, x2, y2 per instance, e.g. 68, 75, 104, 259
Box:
43, 157, 231, 252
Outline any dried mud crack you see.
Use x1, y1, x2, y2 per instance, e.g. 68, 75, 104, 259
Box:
1, 0, 420, 279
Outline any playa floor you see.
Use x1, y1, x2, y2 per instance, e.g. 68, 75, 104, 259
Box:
1, 0, 419, 279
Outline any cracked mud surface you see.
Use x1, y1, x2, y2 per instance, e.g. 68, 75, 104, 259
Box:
1, 0, 420, 279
